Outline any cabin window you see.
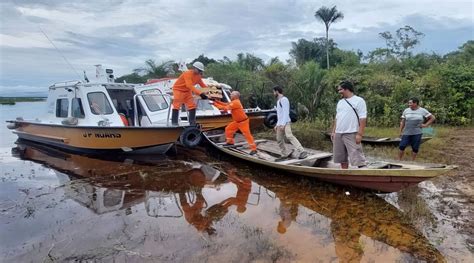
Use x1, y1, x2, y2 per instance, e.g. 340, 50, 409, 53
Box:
141, 90, 168, 112
71, 98, 85, 118
87, 92, 113, 115
55, 99, 69, 118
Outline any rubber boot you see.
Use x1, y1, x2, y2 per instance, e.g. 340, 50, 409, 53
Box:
188, 109, 197, 125
171, 109, 180, 126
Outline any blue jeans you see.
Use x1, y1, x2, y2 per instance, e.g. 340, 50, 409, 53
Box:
399, 134, 423, 153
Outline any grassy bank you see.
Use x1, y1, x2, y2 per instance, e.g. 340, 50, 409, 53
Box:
256, 121, 467, 164
0, 97, 46, 105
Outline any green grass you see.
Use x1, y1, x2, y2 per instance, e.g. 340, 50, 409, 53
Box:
0, 97, 46, 105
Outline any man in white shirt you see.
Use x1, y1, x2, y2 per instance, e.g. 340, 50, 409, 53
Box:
331, 81, 367, 169
273, 86, 308, 159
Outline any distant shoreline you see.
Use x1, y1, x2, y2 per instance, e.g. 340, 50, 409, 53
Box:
0, 97, 46, 105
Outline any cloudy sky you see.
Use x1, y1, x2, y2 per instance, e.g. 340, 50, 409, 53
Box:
0, 0, 472, 96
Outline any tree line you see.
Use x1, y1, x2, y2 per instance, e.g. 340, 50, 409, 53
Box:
117, 6, 473, 126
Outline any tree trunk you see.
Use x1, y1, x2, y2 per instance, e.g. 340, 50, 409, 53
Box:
325, 26, 330, 69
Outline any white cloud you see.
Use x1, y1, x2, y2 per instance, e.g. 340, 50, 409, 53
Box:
0, 0, 473, 94
0, 33, 52, 48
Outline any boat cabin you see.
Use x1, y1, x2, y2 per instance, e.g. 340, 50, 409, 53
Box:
43, 75, 250, 128
44, 80, 173, 127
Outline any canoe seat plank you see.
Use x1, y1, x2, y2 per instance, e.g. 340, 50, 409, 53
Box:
229, 146, 277, 161
276, 153, 332, 165
255, 151, 276, 162
257, 143, 288, 155
205, 134, 225, 139
218, 139, 267, 147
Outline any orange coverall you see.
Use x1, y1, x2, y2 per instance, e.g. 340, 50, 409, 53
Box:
226, 171, 252, 213
213, 99, 257, 151
172, 70, 207, 110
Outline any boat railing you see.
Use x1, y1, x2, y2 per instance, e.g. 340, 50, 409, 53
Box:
49, 80, 82, 89
133, 93, 173, 127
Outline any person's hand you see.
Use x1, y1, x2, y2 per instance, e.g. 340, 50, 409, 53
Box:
330, 132, 335, 142
277, 125, 285, 131
421, 123, 428, 128
199, 93, 208, 100
355, 133, 363, 144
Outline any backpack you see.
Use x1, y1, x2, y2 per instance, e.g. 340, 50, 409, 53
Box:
279, 100, 298, 123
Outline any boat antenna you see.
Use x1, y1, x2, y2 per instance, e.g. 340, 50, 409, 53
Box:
83, 70, 90, 83
39, 26, 82, 80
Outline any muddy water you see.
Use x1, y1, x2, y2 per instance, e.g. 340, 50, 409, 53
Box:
1, 103, 472, 262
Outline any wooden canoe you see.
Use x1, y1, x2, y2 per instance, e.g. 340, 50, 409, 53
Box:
204, 131, 455, 192
323, 132, 432, 146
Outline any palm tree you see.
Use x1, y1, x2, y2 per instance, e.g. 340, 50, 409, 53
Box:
134, 59, 174, 78
315, 6, 344, 69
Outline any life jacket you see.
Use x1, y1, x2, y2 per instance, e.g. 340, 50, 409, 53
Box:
119, 113, 129, 126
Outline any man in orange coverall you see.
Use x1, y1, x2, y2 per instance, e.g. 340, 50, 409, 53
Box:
211, 91, 257, 155
171, 61, 208, 125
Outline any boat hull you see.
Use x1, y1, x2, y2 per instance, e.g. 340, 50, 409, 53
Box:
9, 121, 185, 154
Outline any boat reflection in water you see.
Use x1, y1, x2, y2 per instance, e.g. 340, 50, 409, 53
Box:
11, 140, 445, 262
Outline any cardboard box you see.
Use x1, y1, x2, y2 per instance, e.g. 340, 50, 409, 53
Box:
201, 86, 223, 99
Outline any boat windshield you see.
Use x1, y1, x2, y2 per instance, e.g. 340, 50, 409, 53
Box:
87, 92, 114, 115
197, 99, 215, 111
140, 90, 168, 112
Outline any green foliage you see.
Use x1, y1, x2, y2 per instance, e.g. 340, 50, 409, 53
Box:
205, 60, 270, 108
331, 49, 361, 68
315, 5, 344, 69
115, 72, 147, 84
262, 61, 295, 90
190, 54, 217, 66
314, 6, 344, 30
418, 63, 474, 125
115, 35, 473, 126
444, 40, 474, 65
289, 38, 327, 66
287, 61, 326, 117
135, 59, 175, 78
289, 38, 360, 69
379, 26, 424, 58
236, 53, 265, 72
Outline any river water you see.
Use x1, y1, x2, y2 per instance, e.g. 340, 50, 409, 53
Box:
0, 102, 471, 262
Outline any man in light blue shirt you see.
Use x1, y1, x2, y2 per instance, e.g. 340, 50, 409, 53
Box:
273, 86, 308, 159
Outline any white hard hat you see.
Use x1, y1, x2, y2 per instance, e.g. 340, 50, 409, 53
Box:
192, 61, 205, 72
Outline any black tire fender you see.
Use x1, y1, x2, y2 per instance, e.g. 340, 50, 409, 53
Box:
264, 113, 278, 129
179, 127, 202, 148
